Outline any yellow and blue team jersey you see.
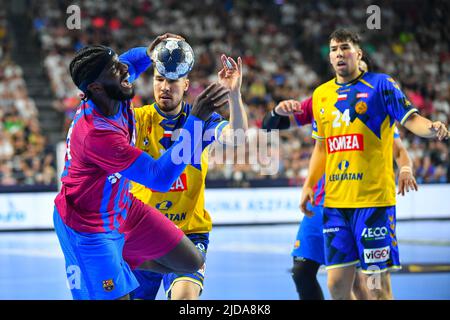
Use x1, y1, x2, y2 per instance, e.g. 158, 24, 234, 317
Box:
312, 72, 418, 208
131, 102, 228, 234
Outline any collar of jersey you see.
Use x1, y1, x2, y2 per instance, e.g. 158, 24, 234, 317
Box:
335, 71, 366, 87
154, 101, 186, 120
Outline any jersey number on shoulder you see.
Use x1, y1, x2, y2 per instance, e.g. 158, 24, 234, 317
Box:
332, 109, 350, 128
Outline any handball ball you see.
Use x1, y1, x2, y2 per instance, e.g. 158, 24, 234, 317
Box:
152, 38, 194, 80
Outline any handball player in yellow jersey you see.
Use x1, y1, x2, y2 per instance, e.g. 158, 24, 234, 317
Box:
131, 41, 248, 300
300, 29, 448, 300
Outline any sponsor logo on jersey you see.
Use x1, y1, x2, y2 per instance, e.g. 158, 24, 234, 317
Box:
330, 160, 363, 181
169, 173, 187, 192
361, 227, 388, 240
156, 200, 173, 211
196, 243, 206, 253
326, 134, 364, 153
356, 92, 369, 99
102, 279, 115, 292
329, 172, 363, 182
338, 160, 350, 171
164, 212, 187, 221
323, 227, 340, 234
107, 173, 122, 184
364, 246, 390, 263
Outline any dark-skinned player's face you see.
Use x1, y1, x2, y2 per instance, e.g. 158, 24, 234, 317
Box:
97, 55, 135, 100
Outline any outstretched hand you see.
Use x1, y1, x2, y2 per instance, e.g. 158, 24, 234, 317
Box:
191, 82, 230, 121
275, 99, 303, 117
218, 54, 242, 94
429, 121, 449, 141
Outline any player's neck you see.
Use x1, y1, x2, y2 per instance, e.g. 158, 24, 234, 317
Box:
336, 70, 363, 85
162, 102, 183, 116
91, 96, 121, 117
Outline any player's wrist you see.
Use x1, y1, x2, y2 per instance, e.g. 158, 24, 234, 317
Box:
146, 46, 153, 61
272, 108, 286, 117
399, 166, 412, 174
229, 90, 241, 100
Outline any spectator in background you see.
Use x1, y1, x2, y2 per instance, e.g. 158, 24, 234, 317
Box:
29, 0, 448, 186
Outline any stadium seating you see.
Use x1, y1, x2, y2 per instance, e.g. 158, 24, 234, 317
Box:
18, 0, 449, 187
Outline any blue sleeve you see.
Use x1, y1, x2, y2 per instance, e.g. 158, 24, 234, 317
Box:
119, 47, 152, 82
202, 112, 228, 149
119, 115, 204, 192
379, 74, 418, 125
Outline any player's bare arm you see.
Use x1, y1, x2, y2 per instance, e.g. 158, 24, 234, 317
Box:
300, 139, 326, 216
403, 113, 449, 141
393, 137, 418, 196
217, 54, 248, 145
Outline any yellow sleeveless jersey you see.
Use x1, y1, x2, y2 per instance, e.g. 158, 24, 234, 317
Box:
311, 72, 418, 208
131, 102, 228, 234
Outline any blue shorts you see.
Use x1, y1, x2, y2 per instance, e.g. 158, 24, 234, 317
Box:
131, 233, 209, 300
323, 206, 401, 274
53, 208, 139, 300
291, 204, 325, 265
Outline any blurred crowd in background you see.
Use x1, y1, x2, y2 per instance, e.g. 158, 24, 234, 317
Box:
2, 0, 449, 188
0, 7, 56, 188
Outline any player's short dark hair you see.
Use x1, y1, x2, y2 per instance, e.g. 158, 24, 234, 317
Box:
361, 51, 374, 72
329, 29, 361, 47
69, 45, 115, 94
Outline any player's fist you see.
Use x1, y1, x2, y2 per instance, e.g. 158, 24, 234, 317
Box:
300, 187, 315, 217
274, 100, 303, 117
429, 121, 449, 141
191, 83, 230, 121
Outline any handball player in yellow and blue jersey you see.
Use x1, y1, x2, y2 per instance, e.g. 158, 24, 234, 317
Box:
300, 28, 449, 300
130, 39, 248, 300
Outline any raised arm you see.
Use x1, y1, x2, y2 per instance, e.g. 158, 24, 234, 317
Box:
119, 34, 185, 82
121, 82, 229, 191
217, 55, 248, 145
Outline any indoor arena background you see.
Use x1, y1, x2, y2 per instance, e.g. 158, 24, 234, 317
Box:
0, 0, 449, 299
